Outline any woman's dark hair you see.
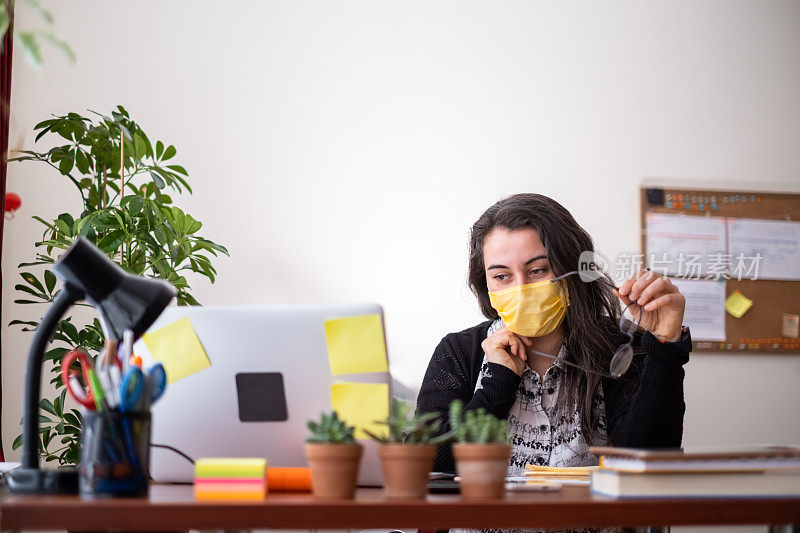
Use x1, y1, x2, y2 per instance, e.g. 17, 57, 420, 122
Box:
468, 193, 623, 445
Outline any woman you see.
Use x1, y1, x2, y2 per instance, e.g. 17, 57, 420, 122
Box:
417, 193, 691, 475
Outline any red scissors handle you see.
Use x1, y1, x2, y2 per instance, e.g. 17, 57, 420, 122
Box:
60, 349, 97, 409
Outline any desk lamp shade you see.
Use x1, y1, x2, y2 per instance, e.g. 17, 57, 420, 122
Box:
54, 237, 176, 340
8, 237, 176, 494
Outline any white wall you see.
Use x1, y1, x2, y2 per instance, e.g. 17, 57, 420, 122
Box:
3, 0, 800, 466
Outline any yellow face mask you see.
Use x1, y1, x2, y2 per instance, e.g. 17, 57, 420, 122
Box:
488, 279, 570, 338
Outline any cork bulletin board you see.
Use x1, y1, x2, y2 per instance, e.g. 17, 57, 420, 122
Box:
639, 185, 800, 354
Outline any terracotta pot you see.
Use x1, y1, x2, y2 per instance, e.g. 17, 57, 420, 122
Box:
453, 443, 512, 500
378, 443, 437, 499
304, 442, 363, 499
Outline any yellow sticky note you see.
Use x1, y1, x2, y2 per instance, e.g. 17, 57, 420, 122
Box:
725, 290, 753, 319
324, 314, 388, 375
330, 382, 389, 440
142, 317, 211, 383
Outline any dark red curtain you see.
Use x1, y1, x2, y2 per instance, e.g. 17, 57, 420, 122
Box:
0, 4, 14, 462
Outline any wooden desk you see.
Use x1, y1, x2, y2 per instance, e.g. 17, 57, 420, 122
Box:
1, 484, 799, 531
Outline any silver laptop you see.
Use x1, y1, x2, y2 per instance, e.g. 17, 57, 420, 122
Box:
133, 304, 392, 486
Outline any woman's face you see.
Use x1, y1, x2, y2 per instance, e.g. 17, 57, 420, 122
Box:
483, 227, 554, 292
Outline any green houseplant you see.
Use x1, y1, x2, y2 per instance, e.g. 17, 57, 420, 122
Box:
365, 398, 452, 499
305, 411, 363, 499
449, 399, 512, 500
9, 105, 228, 464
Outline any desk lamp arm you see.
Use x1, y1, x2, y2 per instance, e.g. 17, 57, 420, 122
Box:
9, 284, 84, 494
22, 283, 84, 469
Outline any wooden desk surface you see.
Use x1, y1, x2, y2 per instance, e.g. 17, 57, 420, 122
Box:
1, 484, 799, 531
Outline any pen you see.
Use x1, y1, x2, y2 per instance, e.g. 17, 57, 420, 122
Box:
96, 370, 118, 409
87, 369, 108, 412
121, 329, 134, 372
101, 339, 120, 370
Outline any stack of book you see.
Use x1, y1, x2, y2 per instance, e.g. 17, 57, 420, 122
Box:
588, 445, 800, 498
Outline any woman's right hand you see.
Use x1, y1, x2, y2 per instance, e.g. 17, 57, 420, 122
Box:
480, 326, 531, 376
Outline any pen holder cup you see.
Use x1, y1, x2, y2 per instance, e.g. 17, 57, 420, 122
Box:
79, 410, 151, 498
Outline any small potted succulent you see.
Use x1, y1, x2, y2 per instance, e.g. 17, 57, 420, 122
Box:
305, 411, 363, 499
365, 398, 453, 499
449, 399, 512, 500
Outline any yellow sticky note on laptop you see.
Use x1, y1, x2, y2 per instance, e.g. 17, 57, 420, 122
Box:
142, 317, 211, 383
725, 290, 753, 319
324, 314, 388, 375
330, 382, 389, 440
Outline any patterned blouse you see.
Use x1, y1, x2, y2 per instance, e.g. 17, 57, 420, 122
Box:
482, 319, 607, 476
452, 320, 613, 533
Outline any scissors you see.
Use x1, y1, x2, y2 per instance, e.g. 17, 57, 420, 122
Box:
61, 350, 101, 410
116, 363, 166, 478
119, 363, 167, 413
146, 363, 167, 406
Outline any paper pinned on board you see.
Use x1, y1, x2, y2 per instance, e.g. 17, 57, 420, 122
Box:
645, 213, 727, 277
782, 314, 800, 338
725, 290, 754, 319
727, 218, 800, 281
330, 382, 389, 440
669, 278, 726, 341
142, 317, 211, 383
324, 314, 388, 375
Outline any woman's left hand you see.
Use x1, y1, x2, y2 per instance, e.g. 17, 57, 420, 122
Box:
614, 270, 686, 342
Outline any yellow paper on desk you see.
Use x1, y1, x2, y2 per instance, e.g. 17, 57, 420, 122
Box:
725, 290, 753, 319
324, 314, 388, 375
331, 382, 389, 439
142, 317, 211, 383
525, 465, 596, 478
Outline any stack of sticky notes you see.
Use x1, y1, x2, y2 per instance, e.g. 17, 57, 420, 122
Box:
195, 458, 268, 500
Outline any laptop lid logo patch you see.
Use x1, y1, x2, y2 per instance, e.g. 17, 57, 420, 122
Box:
235, 372, 288, 422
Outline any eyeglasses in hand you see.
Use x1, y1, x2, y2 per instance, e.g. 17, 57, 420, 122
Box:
521, 270, 641, 379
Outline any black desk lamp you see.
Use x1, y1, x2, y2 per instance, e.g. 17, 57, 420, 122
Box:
8, 237, 176, 494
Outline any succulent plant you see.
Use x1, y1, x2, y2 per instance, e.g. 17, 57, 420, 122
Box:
306, 411, 357, 444
448, 399, 509, 444
364, 398, 454, 444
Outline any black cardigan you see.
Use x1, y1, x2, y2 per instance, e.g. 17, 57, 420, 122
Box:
416, 321, 692, 473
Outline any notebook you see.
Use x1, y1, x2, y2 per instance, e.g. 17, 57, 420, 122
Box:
589, 445, 800, 473
590, 468, 800, 498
